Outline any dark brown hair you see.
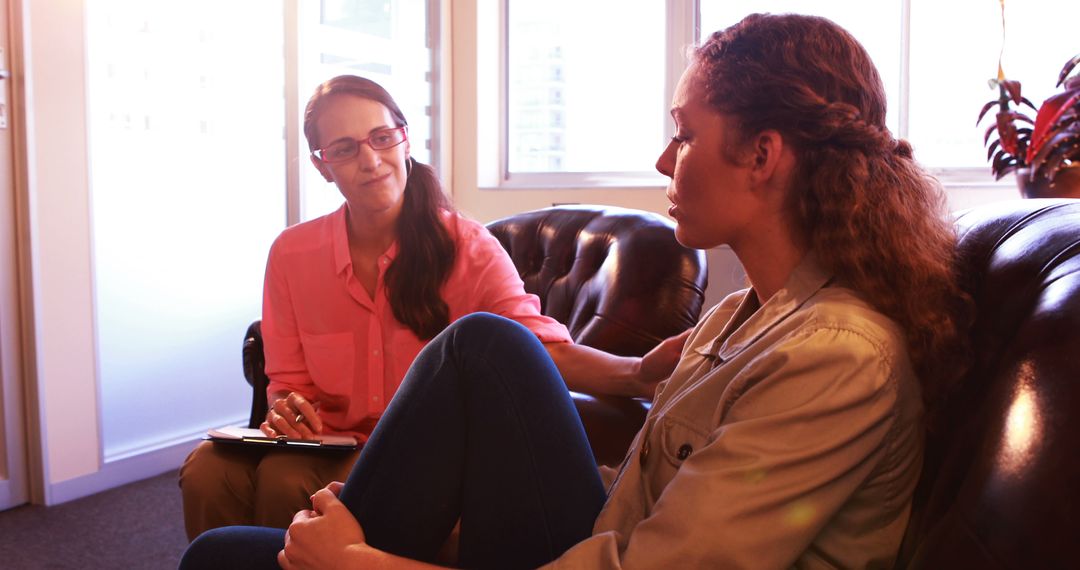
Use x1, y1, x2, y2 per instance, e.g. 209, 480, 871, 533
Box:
303, 75, 455, 339
696, 14, 972, 419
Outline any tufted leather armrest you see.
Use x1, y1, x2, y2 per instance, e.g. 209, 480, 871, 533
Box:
897, 199, 1080, 569
485, 205, 707, 357
486, 205, 708, 465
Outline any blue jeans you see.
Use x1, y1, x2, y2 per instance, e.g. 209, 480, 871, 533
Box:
180, 313, 606, 569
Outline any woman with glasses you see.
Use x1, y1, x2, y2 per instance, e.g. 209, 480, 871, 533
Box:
182, 13, 971, 569
179, 75, 684, 543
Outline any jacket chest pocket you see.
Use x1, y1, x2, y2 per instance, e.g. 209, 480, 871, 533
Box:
645, 416, 710, 502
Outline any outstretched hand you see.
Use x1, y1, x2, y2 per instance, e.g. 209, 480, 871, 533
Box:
278, 482, 367, 570
633, 329, 692, 399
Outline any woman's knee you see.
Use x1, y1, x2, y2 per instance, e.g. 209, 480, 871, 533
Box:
180, 526, 285, 570
450, 311, 517, 334
447, 312, 540, 353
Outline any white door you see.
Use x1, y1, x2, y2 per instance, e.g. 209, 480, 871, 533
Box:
0, 0, 30, 511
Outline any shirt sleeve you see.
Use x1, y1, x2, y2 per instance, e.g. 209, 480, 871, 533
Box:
261, 236, 318, 400
450, 217, 572, 344
548, 326, 907, 569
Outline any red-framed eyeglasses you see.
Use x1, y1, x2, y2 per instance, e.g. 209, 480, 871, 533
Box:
312, 126, 408, 163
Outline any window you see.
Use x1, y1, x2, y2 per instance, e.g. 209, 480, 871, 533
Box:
298, 0, 437, 220
504, 0, 669, 185
700, 1, 902, 136
86, 0, 288, 459
82, 0, 438, 461
703, 0, 1078, 172
906, 0, 1076, 170
498, 0, 1079, 187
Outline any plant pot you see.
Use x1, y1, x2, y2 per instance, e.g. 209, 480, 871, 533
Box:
1016, 166, 1080, 199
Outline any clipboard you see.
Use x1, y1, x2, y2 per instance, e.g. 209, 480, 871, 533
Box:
206, 425, 359, 451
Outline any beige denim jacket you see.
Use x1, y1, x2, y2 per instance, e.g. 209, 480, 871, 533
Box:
548, 256, 923, 569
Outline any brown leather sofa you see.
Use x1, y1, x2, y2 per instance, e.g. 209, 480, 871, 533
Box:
896, 198, 1080, 568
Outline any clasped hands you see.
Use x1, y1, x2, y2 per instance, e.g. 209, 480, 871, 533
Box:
278, 481, 373, 569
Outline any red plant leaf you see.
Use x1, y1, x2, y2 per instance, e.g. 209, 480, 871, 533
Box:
1001, 79, 1023, 104
977, 100, 1001, 125
1030, 129, 1080, 178
992, 149, 1019, 179
1027, 91, 1080, 162
1058, 53, 1080, 88
997, 113, 1019, 155
1002, 111, 1035, 125
1036, 148, 1078, 182
987, 139, 1001, 161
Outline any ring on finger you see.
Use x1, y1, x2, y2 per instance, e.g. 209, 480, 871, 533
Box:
295, 414, 304, 425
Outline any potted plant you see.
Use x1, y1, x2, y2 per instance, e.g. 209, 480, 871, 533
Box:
978, 53, 1080, 198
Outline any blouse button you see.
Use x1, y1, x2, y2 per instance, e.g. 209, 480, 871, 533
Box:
677, 444, 693, 460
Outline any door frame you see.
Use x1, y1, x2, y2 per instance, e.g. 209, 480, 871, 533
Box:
0, 0, 35, 510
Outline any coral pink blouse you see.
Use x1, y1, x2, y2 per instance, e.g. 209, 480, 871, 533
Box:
261, 205, 571, 441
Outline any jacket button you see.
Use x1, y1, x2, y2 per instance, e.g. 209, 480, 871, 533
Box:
677, 444, 693, 460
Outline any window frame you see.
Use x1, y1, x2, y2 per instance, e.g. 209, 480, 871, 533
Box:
490, 0, 694, 189
488, 0, 1012, 192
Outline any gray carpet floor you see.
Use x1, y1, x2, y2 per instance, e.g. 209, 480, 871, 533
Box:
0, 470, 187, 569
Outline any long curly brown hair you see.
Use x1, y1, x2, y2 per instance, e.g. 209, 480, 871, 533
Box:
696, 14, 972, 419
303, 75, 455, 339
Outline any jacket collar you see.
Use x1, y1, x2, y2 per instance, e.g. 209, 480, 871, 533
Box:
695, 253, 833, 363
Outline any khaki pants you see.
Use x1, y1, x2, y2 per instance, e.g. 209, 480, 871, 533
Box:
179, 440, 360, 541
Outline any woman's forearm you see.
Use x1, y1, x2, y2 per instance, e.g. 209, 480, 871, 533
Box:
544, 342, 644, 398
544, 330, 689, 399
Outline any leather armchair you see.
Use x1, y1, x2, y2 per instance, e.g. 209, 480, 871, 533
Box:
243, 205, 709, 466
485, 205, 709, 465
897, 199, 1080, 568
